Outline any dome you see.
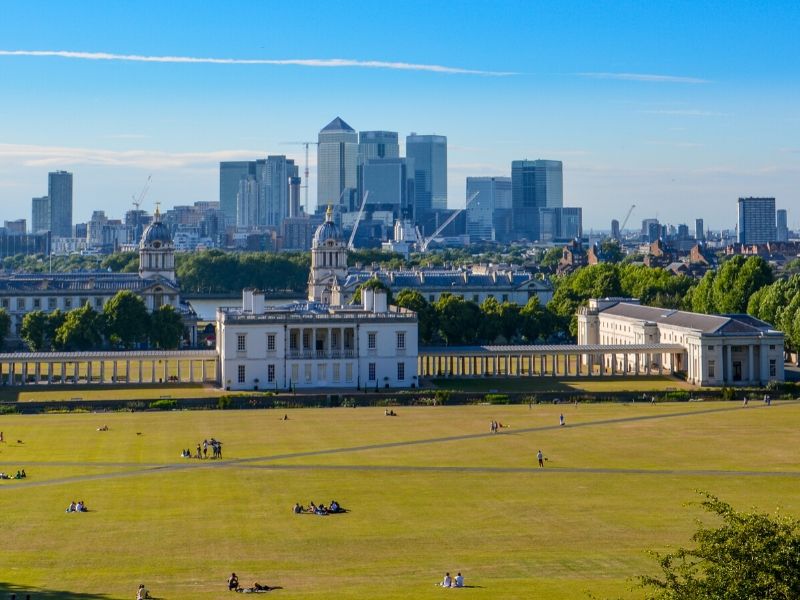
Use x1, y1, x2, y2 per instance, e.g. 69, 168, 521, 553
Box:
141, 220, 172, 247
313, 205, 341, 245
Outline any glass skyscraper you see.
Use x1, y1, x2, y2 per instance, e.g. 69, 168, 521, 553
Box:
738, 197, 776, 244
465, 176, 512, 242
48, 170, 73, 238
358, 131, 399, 161
220, 161, 257, 225
511, 160, 562, 241
406, 133, 447, 217
317, 117, 358, 211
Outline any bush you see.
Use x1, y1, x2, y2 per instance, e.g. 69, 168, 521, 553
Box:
484, 393, 510, 404
663, 391, 691, 401
149, 399, 177, 410
0, 405, 18, 414
434, 390, 452, 405
721, 387, 736, 401
217, 396, 232, 410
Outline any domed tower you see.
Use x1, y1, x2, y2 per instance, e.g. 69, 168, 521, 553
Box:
139, 206, 176, 283
308, 205, 348, 303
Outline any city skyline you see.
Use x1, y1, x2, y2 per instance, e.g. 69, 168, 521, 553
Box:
1, 1, 799, 230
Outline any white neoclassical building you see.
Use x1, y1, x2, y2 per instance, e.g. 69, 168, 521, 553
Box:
218, 210, 418, 391
577, 298, 784, 386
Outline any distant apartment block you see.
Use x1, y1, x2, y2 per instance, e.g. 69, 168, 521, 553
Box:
738, 197, 776, 244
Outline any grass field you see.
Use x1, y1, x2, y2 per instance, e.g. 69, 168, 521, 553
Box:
2, 401, 799, 599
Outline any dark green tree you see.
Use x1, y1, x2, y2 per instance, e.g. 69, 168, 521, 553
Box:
478, 297, 503, 342
690, 270, 716, 314
539, 246, 563, 271
711, 256, 772, 314
55, 303, 103, 351
351, 278, 392, 305
598, 238, 624, 263
520, 296, 550, 342
20, 310, 50, 351
394, 289, 436, 344
103, 290, 150, 348
435, 293, 481, 345
48, 310, 67, 350
0, 307, 10, 349
640, 493, 800, 600
149, 305, 185, 349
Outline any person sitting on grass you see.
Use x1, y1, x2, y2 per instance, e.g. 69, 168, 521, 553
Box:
293, 503, 303, 514
137, 583, 151, 599
454, 572, 464, 587
315, 504, 328, 515
76, 500, 87, 512
440, 572, 452, 587
66, 501, 77, 513
307, 502, 317, 514
329, 500, 340, 513
228, 572, 239, 591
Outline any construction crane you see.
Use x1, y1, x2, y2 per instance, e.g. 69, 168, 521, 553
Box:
280, 141, 318, 214
417, 191, 479, 252
347, 191, 369, 249
620, 204, 636, 233
131, 175, 152, 211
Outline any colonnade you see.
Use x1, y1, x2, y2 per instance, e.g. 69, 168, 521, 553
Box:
0, 351, 218, 386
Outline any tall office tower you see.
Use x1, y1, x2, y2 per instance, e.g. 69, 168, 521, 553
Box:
4, 219, 27, 234
317, 117, 358, 211
289, 176, 302, 218
358, 131, 400, 161
406, 133, 448, 218
360, 158, 414, 220
677, 224, 690, 240
256, 156, 298, 228
466, 176, 512, 242
32, 196, 50, 233
738, 197, 776, 244
776, 209, 789, 242
647, 222, 661, 243
611, 219, 620, 240
236, 175, 259, 228
510, 160, 563, 240
48, 170, 73, 237
641, 218, 659, 241
538, 207, 582, 242
220, 161, 257, 226
695, 218, 705, 241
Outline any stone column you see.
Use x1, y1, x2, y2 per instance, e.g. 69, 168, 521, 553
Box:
99, 361, 105, 384
725, 345, 733, 384
112, 361, 117, 384
747, 345, 754, 384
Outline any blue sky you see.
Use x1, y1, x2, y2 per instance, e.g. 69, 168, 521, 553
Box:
0, 0, 798, 230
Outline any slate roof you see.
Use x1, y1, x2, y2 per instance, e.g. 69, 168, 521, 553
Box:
600, 302, 780, 335
0, 272, 179, 294
339, 269, 549, 292
321, 117, 354, 132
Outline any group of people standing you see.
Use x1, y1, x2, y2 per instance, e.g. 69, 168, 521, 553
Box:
182, 438, 223, 459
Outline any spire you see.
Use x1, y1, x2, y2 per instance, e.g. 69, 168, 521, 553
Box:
325, 204, 334, 223
154, 201, 162, 221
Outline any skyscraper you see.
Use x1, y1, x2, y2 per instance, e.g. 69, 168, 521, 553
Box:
358, 131, 399, 161
738, 197, 776, 244
360, 158, 414, 219
511, 160, 562, 240
32, 196, 50, 233
317, 117, 358, 211
220, 161, 257, 226
695, 218, 705, 241
466, 176, 512, 242
776, 209, 789, 242
611, 219, 620, 240
48, 171, 73, 237
258, 156, 298, 228
406, 134, 447, 217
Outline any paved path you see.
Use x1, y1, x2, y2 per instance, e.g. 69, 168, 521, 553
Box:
1, 401, 797, 490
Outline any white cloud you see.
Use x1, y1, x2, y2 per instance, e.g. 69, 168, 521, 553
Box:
578, 72, 709, 84
639, 109, 730, 117
0, 143, 269, 169
0, 49, 515, 76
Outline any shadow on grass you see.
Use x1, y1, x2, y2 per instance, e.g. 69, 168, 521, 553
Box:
0, 582, 117, 600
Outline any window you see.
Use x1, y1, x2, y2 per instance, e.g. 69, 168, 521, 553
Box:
708, 360, 715, 379
48, 298, 57, 310
396, 331, 405, 350
1, 299, 7, 309
473, 295, 479, 303
331, 330, 339, 348
345, 363, 353, 382
16, 298, 25, 311
708, 345, 714, 350
770, 359, 776, 377
769, 345, 776, 350
267, 364, 275, 383
304, 364, 312, 383
397, 362, 405, 381
80, 297, 89, 307
368, 332, 377, 350
332, 364, 340, 382
65, 298, 72, 309
267, 334, 276, 352
95, 298, 103, 308
237, 334, 246, 353
289, 332, 298, 350
291, 364, 299, 383
303, 332, 310, 349
502, 294, 509, 302
429, 295, 435, 302
368, 363, 376, 381
237, 365, 246, 383
33, 298, 41, 309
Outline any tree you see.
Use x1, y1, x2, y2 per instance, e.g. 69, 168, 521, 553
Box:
20, 310, 50, 351
351, 278, 392, 305
149, 305, 185, 349
478, 297, 503, 343
0, 308, 10, 349
640, 493, 800, 600
103, 291, 151, 348
48, 310, 67, 350
690, 270, 716, 314
598, 238, 624, 263
55, 303, 103, 351
395, 289, 436, 344
435, 293, 481, 345
520, 296, 550, 342
497, 302, 521, 342
711, 256, 772, 314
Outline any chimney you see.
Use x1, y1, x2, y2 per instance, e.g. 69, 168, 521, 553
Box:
373, 290, 388, 313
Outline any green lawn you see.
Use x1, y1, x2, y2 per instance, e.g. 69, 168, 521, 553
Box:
1, 401, 799, 599
0, 384, 221, 403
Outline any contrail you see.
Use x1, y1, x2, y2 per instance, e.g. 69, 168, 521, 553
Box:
0, 49, 516, 76
578, 72, 709, 84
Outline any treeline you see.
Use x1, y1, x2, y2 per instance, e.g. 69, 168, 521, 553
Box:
6, 291, 185, 351
747, 274, 800, 354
